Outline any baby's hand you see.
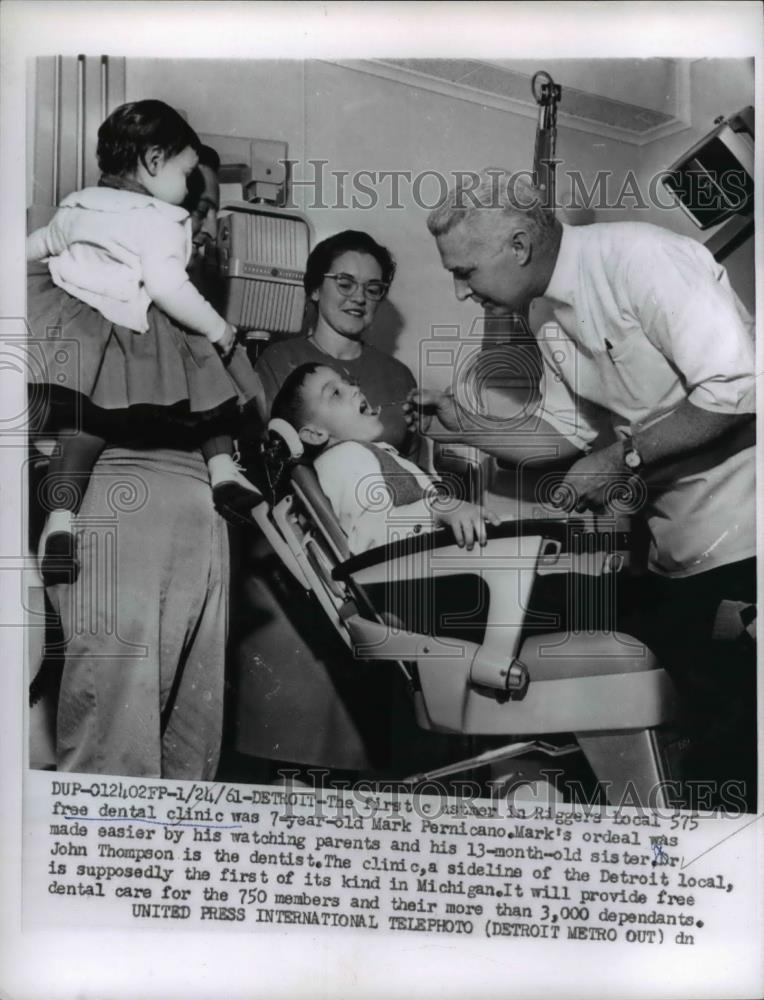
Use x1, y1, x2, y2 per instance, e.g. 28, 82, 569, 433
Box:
404, 388, 460, 433
216, 323, 237, 357
433, 500, 500, 550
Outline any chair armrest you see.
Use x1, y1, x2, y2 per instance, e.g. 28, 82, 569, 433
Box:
332, 517, 631, 581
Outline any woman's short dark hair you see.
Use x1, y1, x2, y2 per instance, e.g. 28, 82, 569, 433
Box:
303, 230, 396, 297
97, 100, 201, 176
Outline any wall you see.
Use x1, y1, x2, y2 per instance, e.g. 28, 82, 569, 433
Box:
125, 57, 647, 385
24, 57, 752, 381
627, 58, 755, 311
631, 59, 754, 238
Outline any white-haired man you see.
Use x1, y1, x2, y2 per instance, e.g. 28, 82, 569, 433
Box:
411, 169, 756, 810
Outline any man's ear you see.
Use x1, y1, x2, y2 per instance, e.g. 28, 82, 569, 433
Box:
141, 146, 164, 177
509, 227, 533, 266
298, 424, 329, 447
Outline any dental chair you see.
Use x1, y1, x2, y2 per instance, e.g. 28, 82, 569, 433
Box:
249, 421, 678, 809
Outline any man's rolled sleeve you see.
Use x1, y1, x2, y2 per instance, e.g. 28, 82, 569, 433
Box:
629, 241, 755, 415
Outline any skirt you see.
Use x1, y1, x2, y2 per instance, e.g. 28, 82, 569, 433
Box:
27, 271, 260, 437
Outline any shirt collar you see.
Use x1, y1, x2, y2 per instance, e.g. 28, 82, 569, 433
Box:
375, 442, 399, 456
542, 223, 580, 306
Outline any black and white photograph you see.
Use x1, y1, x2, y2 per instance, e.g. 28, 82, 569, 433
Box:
1, 3, 762, 999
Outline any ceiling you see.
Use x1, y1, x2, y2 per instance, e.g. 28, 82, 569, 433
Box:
346, 57, 693, 146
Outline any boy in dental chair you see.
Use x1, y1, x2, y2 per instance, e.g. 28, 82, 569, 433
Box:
272, 365, 608, 803
270, 360, 627, 645
271, 362, 500, 555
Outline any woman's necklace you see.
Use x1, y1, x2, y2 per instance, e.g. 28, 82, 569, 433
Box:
308, 334, 363, 361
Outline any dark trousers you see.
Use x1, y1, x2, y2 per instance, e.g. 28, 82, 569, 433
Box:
523, 559, 757, 811
627, 558, 757, 812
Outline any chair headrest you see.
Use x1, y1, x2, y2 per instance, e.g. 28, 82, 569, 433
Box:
267, 418, 304, 460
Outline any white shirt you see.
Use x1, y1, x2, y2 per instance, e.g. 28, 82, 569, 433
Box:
26, 187, 227, 341
537, 221, 755, 577
315, 441, 438, 555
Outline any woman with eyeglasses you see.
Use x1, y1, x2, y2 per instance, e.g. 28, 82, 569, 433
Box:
252, 229, 417, 457
232, 230, 432, 783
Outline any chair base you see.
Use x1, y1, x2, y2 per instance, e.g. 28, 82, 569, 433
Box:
402, 727, 675, 810
576, 728, 676, 810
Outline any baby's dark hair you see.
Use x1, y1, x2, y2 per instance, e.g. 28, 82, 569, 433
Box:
97, 100, 201, 176
271, 362, 326, 432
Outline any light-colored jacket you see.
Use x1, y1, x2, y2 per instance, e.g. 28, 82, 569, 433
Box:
26, 186, 226, 342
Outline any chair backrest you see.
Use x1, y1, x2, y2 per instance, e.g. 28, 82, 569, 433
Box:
290, 465, 350, 563
271, 464, 414, 688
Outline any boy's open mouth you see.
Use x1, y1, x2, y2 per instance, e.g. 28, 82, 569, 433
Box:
359, 398, 380, 417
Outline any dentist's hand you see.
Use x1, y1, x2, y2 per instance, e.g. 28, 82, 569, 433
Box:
404, 387, 460, 434
556, 443, 643, 514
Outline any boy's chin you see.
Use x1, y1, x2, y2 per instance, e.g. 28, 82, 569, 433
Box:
356, 423, 384, 442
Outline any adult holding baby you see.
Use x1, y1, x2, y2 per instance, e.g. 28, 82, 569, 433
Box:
28, 105, 247, 778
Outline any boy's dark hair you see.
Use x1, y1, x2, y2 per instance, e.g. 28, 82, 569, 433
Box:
271, 362, 326, 431
97, 100, 201, 176
303, 230, 396, 297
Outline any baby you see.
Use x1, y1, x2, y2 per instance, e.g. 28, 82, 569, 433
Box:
271, 363, 498, 555
26, 99, 261, 585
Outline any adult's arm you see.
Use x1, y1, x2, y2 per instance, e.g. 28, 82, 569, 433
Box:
560, 235, 755, 511
140, 211, 228, 343
409, 385, 587, 469
561, 402, 753, 513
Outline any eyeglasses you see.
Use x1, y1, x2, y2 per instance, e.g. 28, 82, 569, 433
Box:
323, 273, 389, 302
